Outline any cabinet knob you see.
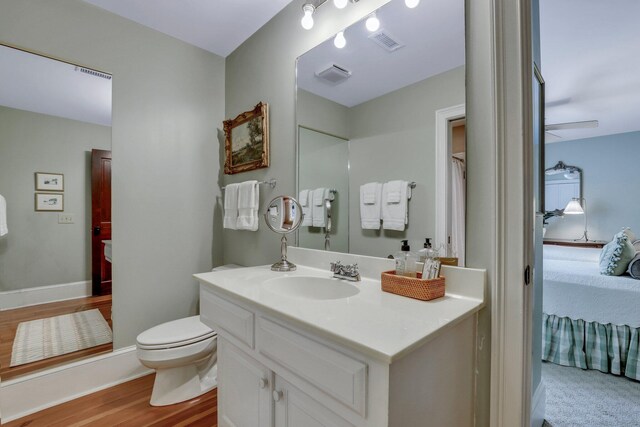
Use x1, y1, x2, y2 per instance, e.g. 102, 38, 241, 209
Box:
272, 390, 283, 402
259, 378, 268, 389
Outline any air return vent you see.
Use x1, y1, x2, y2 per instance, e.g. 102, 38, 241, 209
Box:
368, 30, 405, 52
315, 64, 352, 85
75, 66, 112, 80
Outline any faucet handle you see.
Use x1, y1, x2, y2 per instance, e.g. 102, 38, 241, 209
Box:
330, 261, 342, 273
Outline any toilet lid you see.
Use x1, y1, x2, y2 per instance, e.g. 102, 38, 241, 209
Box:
136, 315, 216, 348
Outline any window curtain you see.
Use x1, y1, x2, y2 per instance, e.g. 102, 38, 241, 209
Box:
451, 157, 465, 266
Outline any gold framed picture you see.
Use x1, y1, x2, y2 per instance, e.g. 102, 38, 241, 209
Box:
224, 102, 269, 174
35, 192, 64, 212
35, 172, 64, 191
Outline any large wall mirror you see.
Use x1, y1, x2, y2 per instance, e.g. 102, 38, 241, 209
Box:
295, 0, 466, 261
0, 44, 113, 380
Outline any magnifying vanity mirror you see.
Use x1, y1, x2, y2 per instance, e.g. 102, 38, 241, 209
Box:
264, 196, 303, 271
0, 44, 113, 381
295, 0, 466, 263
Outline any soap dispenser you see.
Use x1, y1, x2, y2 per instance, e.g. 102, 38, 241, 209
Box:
394, 240, 418, 278
418, 238, 435, 263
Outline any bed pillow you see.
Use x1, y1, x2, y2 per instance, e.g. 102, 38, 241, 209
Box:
633, 240, 640, 253
599, 231, 636, 276
629, 254, 640, 280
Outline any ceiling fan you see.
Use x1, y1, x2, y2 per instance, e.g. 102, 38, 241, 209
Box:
544, 120, 598, 140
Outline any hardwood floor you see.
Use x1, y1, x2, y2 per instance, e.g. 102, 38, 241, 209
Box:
3, 374, 218, 426
0, 295, 112, 380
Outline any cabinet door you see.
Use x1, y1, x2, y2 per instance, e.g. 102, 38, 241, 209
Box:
273, 377, 354, 427
218, 337, 273, 427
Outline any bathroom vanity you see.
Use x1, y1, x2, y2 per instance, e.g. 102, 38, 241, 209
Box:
195, 248, 485, 427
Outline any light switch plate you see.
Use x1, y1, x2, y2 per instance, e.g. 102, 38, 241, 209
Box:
58, 214, 74, 224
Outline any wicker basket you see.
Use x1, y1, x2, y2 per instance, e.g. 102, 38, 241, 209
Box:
380, 271, 445, 301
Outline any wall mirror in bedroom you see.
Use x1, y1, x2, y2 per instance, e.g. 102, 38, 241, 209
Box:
537, 0, 640, 425
295, 0, 467, 262
0, 44, 113, 381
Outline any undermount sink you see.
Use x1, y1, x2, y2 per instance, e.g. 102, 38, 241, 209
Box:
264, 276, 360, 300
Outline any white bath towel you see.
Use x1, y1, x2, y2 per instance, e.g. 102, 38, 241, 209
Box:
0, 194, 7, 237
223, 183, 239, 230
312, 188, 329, 228
299, 189, 312, 226
360, 183, 382, 230
382, 180, 411, 231
237, 180, 259, 231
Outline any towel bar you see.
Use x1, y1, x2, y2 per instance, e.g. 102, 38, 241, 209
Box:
221, 179, 276, 191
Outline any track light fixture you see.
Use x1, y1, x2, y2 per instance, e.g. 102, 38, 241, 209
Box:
301, 3, 315, 30
334, 31, 347, 48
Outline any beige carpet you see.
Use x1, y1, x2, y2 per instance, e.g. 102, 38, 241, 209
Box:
10, 309, 112, 367
543, 361, 640, 426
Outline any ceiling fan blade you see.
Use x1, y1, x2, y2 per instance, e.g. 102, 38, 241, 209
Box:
545, 120, 599, 131
545, 131, 563, 143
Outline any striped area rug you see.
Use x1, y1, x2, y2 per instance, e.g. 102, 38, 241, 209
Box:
10, 309, 112, 367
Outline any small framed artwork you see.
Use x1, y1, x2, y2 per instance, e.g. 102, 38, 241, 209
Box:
35, 172, 64, 191
35, 193, 64, 212
224, 102, 270, 174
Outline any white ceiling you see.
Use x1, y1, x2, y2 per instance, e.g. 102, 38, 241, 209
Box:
297, 0, 464, 108
541, 0, 640, 142
82, 0, 294, 57
0, 45, 112, 126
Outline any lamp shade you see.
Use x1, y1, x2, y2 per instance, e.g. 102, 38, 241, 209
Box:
564, 198, 584, 215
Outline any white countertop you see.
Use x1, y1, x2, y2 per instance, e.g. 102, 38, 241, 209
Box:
194, 261, 485, 363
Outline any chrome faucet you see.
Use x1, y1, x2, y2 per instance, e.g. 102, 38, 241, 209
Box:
330, 261, 361, 282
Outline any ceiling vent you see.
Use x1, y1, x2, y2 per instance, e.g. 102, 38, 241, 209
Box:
75, 66, 112, 80
315, 64, 352, 85
368, 30, 405, 52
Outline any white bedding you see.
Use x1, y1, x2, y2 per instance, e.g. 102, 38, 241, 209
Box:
543, 246, 640, 327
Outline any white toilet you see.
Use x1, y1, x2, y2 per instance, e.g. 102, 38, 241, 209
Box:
136, 315, 217, 406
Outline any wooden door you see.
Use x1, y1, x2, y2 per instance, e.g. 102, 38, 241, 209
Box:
91, 149, 112, 296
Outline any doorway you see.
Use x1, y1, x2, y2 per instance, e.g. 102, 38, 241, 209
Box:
91, 149, 112, 296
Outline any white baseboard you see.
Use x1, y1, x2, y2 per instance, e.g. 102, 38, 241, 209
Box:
0, 280, 92, 311
0, 346, 152, 423
531, 380, 546, 427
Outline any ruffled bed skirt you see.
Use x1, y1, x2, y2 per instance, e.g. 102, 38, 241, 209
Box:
542, 313, 640, 381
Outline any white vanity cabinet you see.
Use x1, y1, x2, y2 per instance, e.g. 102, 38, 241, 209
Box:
200, 279, 479, 427
217, 338, 273, 427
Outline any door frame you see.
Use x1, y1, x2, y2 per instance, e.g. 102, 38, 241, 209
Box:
434, 104, 466, 253
466, 0, 535, 425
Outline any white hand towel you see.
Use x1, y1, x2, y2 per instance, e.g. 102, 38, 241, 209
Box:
0, 194, 7, 237
299, 189, 313, 226
360, 183, 382, 230
223, 184, 239, 230
237, 180, 259, 231
312, 188, 329, 228
382, 180, 410, 231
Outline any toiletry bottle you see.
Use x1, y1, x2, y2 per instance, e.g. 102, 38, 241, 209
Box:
394, 240, 418, 278
418, 238, 435, 263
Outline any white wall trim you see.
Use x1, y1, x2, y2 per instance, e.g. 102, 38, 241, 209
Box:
531, 380, 546, 427
0, 346, 151, 422
0, 280, 92, 311
435, 103, 466, 251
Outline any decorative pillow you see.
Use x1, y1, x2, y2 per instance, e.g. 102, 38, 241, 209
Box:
599, 231, 637, 276
629, 254, 640, 280
633, 240, 640, 252
622, 227, 636, 243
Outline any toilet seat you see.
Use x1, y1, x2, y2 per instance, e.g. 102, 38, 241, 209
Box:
137, 315, 216, 350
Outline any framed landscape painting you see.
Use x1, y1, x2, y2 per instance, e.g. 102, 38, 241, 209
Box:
224, 102, 269, 174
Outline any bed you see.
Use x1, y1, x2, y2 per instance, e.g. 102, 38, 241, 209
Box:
543, 245, 640, 381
